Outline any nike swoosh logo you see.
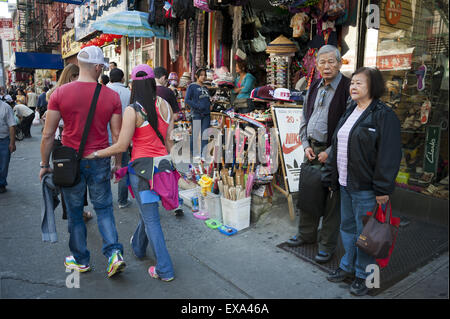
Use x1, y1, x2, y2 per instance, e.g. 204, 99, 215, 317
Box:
282, 141, 302, 154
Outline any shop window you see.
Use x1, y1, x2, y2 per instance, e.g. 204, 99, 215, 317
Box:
364, 0, 449, 199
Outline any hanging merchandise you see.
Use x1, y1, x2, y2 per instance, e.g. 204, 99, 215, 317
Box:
322, 0, 347, 21
302, 48, 320, 89
163, 0, 176, 19
208, 0, 232, 10
194, 0, 212, 12
230, 0, 249, 5
168, 23, 179, 63
172, 0, 196, 19
290, 12, 310, 38
195, 12, 206, 67
232, 5, 243, 47
148, 0, 167, 26
241, 4, 258, 41
250, 32, 267, 53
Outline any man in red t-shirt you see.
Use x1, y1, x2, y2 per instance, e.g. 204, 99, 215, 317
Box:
39, 46, 126, 278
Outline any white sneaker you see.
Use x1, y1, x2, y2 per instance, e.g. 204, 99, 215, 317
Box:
118, 200, 131, 209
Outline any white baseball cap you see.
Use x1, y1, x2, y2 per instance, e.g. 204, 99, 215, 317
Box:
4, 95, 13, 102
77, 46, 109, 70
273, 88, 292, 101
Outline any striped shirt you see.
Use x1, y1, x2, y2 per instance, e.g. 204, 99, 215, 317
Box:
337, 107, 365, 187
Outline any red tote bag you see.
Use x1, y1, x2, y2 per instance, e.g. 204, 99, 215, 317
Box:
365, 201, 400, 268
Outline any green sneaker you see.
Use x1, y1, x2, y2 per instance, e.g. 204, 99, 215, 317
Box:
107, 250, 126, 278
64, 256, 91, 273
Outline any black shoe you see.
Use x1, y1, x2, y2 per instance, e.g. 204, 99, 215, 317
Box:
314, 251, 333, 263
285, 235, 309, 247
174, 208, 184, 217
350, 277, 369, 296
327, 268, 355, 283
0, 186, 6, 193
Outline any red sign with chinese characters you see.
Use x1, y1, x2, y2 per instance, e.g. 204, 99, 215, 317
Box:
376, 53, 412, 71
385, 0, 402, 25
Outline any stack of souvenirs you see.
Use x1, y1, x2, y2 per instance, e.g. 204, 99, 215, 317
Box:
211, 66, 235, 113
265, 35, 299, 89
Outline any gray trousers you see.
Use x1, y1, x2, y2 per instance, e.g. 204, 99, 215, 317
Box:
297, 143, 341, 254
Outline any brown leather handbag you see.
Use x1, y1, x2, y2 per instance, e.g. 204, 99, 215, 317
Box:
356, 202, 398, 259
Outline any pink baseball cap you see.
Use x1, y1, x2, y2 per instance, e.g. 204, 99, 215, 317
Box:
131, 64, 155, 81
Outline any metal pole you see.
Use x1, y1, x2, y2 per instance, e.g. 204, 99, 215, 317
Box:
0, 39, 5, 87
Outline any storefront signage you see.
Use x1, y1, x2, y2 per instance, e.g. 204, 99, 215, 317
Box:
423, 125, 441, 174
62, 29, 83, 59
74, 0, 127, 41
0, 18, 14, 40
385, 0, 402, 25
272, 107, 304, 193
376, 52, 412, 71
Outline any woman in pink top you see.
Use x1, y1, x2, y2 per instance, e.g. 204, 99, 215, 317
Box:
86, 64, 176, 281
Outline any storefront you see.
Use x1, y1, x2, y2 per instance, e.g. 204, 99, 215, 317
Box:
149, 0, 448, 228
361, 0, 449, 201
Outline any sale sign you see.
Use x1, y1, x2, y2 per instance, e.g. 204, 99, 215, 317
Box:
272, 107, 304, 193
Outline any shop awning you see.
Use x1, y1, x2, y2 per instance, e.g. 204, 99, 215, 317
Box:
14, 52, 64, 70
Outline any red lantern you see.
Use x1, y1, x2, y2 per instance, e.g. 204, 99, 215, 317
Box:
104, 34, 113, 43
86, 40, 93, 46
92, 38, 100, 46
81, 43, 86, 49
100, 33, 108, 41
97, 37, 105, 46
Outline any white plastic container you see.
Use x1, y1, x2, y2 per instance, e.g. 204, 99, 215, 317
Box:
179, 188, 222, 222
206, 192, 222, 222
221, 196, 251, 231
179, 187, 199, 208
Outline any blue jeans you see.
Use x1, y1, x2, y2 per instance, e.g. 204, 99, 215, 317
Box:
129, 173, 174, 279
61, 157, 123, 265
118, 151, 130, 205
339, 186, 377, 279
0, 137, 11, 187
192, 113, 211, 158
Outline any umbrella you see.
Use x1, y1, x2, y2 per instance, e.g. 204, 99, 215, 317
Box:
92, 11, 171, 39
92, 10, 171, 66
245, 162, 255, 198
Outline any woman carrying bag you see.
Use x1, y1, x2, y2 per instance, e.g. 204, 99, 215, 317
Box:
86, 64, 176, 282
322, 67, 402, 296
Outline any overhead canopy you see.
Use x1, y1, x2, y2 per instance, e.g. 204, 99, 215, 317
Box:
15, 52, 64, 70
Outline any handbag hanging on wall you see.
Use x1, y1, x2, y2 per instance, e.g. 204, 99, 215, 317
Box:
250, 31, 267, 53
51, 84, 102, 187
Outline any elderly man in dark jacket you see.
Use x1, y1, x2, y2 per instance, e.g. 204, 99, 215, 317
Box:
287, 45, 351, 263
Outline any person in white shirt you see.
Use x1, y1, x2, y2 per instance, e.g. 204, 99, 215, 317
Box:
106, 68, 132, 209
0, 98, 16, 193
26, 88, 38, 112
12, 101, 34, 138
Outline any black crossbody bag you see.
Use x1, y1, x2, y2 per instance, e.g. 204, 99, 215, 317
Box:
52, 83, 102, 187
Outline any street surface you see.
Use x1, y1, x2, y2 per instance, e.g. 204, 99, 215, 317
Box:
0, 124, 447, 305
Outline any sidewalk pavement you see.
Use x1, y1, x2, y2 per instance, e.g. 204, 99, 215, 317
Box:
0, 125, 447, 301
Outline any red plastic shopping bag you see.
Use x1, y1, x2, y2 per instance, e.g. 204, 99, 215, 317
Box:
365, 201, 400, 268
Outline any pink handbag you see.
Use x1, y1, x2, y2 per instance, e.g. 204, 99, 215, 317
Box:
194, 0, 212, 12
